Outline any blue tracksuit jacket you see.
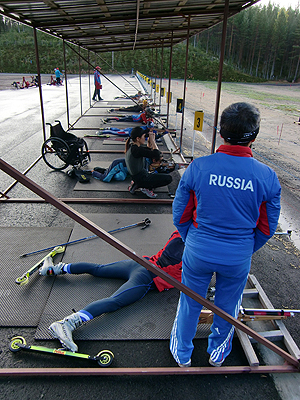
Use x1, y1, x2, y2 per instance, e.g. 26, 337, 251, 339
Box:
173, 145, 281, 265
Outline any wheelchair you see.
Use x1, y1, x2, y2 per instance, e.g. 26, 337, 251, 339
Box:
41, 120, 90, 171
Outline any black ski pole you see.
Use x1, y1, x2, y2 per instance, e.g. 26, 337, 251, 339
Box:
20, 218, 151, 257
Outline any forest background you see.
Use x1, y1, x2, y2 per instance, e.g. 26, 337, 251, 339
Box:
0, 2, 299, 83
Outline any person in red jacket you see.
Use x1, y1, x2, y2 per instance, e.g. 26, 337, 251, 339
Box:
39, 231, 184, 352
103, 107, 154, 124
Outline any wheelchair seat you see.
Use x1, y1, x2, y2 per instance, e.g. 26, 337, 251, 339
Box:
41, 120, 90, 170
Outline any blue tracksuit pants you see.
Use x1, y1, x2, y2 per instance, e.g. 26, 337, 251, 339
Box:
170, 247, 251, 365
68, 260, 156, 317
92, 158, 126, 181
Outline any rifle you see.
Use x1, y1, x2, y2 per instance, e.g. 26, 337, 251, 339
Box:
198, 308, 300, 325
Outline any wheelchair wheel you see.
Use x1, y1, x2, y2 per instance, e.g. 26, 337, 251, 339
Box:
42, 137, 71, 170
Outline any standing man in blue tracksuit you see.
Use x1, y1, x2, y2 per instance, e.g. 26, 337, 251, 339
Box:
170, 102, 281, 368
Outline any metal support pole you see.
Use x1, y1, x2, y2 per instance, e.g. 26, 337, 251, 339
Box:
0, 197, 173, 205
88, 50, 91, 108
211, 0, 229, 154
159, 40, 164, 112
0, 155, 42, 199
166, 31, 173, 128
79, 45, 83, 116
179, 16, 191, 152
0, 365, 298, 377
154, 46, 158, 105
151, 48, 154, 99
63, 39, 70, 128
0, 157, 299, 370
33, 27, 46, 142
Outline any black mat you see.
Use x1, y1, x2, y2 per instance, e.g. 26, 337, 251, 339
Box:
103, 139, 127, 145
0, 227, 71, 326
102, 139, 163, 146
73, 161, 169, 193
74, 177, 168, 192
35, 214, 211, 340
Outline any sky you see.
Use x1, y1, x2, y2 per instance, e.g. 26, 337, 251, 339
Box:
256, 0, 300, 9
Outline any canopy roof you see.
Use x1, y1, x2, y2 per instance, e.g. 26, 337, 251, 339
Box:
0, 0, 259, 53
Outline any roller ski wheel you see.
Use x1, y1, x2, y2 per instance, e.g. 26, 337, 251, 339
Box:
15, 246, 65, 286
9, 336, 26, 352
15, 275, 29, 286
96, 349, 114, 367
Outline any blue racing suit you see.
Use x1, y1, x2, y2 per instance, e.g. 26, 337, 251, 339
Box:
100, 126, 167, 140
105, 110, 152, 124
64, 231, 184, 320
170, 144, 281, 365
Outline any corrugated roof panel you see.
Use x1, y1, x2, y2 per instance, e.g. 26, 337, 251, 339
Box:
0, 1, 260, 52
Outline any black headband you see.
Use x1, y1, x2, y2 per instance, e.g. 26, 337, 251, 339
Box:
220, 127, 259, 144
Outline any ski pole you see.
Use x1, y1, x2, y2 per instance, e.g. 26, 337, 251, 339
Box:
274, 230, 292, 236
20, 218, 151, 258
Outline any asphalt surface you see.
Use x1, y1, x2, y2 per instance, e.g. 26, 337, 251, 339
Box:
0, 73, 299, 400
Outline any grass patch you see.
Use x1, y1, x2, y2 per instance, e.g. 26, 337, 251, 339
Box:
199, 81, 299, 103
269, 104, 299, 113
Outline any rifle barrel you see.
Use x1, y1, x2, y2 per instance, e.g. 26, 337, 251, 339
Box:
241, 308, 300, 315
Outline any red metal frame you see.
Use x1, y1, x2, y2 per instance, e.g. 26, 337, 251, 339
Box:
0, 365, 298, 377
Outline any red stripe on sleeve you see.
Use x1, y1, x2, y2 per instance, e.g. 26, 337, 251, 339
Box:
179, 190, 198, 228
256, 201, 270, 235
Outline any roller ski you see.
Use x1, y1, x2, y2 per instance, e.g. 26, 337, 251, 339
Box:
84, 131, 111, 138
15, 246, 65, 286
9, 336, 114, 367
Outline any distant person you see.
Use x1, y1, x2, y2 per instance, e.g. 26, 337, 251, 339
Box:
55, 68, 63, 85
114, 90, 142, 100
109, 99, 149, 113
96, 123, 169, 140
170, 102, 281, 368
92, 66, 102, 101
39, 231, 184, 352
31, 75, 39, 86
103, 107, 154, 125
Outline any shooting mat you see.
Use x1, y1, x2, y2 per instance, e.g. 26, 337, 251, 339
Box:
102, 139, 162, 146
73, 161, 169, 193
35, 213, 211, 340
103, 139, 127, 144
0, 227, 71, 326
